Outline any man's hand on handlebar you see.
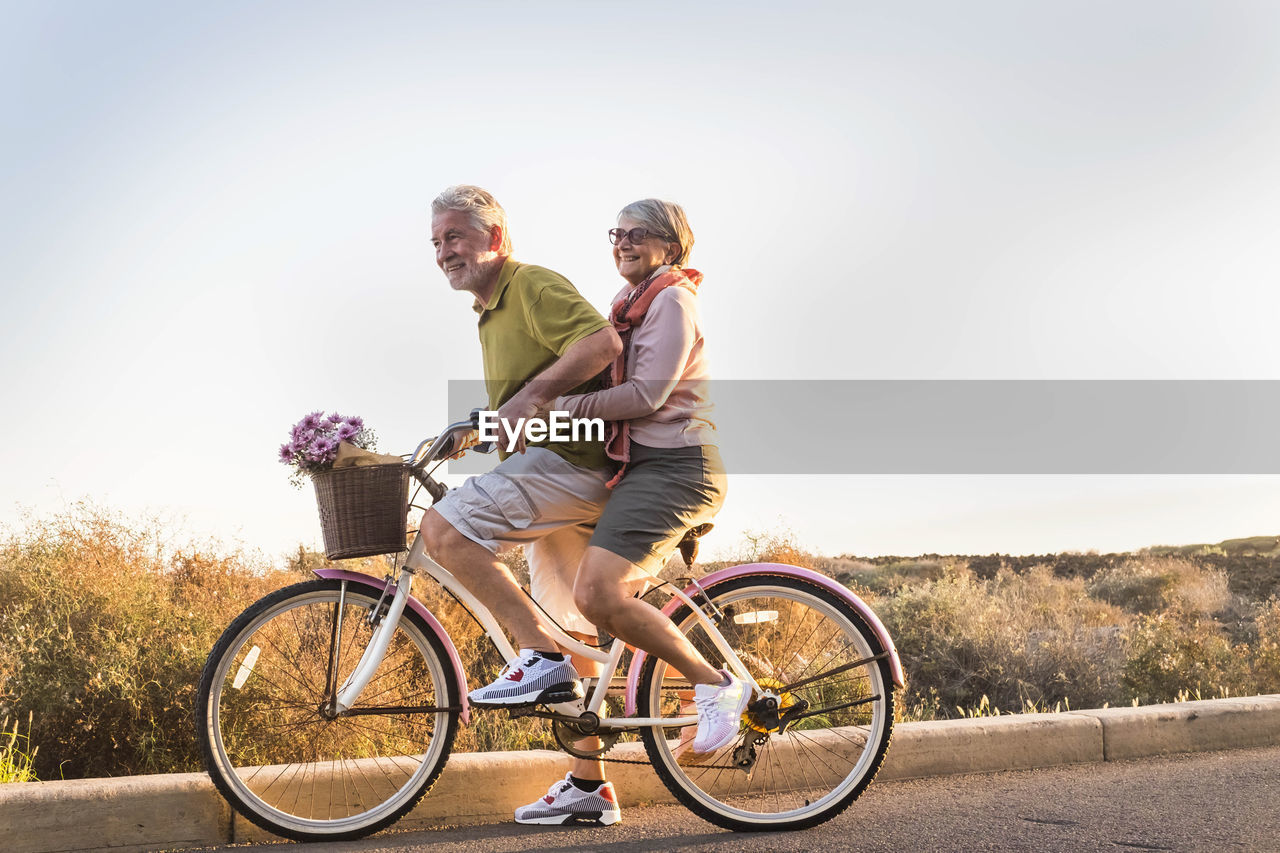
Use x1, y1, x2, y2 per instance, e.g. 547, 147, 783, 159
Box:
444, 428, 481, 460
495, 392, 541, 455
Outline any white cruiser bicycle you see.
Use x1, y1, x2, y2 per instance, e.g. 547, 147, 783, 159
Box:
195, 418, 904, 841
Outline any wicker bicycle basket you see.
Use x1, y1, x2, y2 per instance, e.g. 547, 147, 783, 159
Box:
311, 463, 410, 559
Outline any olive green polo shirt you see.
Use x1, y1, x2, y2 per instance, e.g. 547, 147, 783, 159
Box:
475, 258, 610, 469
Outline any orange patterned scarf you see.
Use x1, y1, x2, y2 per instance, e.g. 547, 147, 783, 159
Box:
603, 266, 703, 488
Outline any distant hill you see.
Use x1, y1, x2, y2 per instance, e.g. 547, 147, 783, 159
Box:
1146, 535, 1280, 558
837, 535, 1280, 601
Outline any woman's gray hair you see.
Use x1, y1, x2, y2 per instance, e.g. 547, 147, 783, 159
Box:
618, 199, 694, 266
432, 185, 512, 255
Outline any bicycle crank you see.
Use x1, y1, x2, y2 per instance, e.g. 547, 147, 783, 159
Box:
552, 717, 620, 759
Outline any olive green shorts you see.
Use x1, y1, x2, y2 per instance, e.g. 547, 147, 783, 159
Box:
589, 442, 727, 573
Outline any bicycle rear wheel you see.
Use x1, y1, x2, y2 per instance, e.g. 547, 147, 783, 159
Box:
196, 579, 459, 841
637, 574, 894, 831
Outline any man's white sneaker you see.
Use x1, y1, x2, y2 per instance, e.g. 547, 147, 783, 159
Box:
691, 670, 751, 753
468, 650, 583, 707
514, 773, 621, 826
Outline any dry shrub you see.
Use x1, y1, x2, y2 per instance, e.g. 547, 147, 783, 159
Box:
0, 504, 292, 778
1120, 596, 1280, 704
879, 565, 1129, 716
1252, 599, 1280, 693
837, 558, 945, 594
1089, 557, 1231, 616
1121, 612, 1250, 703
734, 529, 819, 569
874, 553, 1275, 716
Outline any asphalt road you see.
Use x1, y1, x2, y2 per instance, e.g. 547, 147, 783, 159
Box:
211, 746, 1280, 852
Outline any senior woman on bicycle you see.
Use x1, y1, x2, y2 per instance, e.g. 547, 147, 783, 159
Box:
510, 199, 735, 825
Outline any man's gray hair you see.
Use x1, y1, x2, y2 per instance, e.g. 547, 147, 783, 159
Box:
618, 199, 694, 266
432, 185, 512, 255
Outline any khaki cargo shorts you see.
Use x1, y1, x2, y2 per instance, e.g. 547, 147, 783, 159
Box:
432, 447, 610, 634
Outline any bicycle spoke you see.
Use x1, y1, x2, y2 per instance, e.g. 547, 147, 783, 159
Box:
783, 654, 886, 693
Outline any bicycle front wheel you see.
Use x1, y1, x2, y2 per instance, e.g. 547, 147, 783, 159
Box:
637, 574, 894, 831
196, 579, 460, 841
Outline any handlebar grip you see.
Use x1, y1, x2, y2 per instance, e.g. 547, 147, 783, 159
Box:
469, 407, 495, 453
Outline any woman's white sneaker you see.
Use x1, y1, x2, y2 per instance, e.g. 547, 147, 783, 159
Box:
514, 773, 621, 826
468, 650, 583, 707
691, 670, 751, 753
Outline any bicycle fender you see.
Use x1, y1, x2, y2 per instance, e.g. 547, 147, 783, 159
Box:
623, 563, 905, 716
313, 568, 471, 724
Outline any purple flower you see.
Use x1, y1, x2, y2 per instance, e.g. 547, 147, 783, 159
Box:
309, 436, 340, 463
281, 410, 374, 485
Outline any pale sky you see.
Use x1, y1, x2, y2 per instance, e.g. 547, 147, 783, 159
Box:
3, 1, 1279, 563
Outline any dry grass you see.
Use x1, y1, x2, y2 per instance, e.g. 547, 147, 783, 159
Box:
3, 508, 1279, 779
0, 713, 38, 782
0, 504, 296, 779
869, 554, 1280, 718
877, 564, 1131, 715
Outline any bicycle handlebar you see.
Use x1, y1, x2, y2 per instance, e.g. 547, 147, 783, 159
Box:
404, 410, 500, 504
407, 419, 476, 469
408, 408, 502, 469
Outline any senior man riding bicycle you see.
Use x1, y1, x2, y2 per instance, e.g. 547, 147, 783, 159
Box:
419, 185, 633, 822
420, 183, 616, 720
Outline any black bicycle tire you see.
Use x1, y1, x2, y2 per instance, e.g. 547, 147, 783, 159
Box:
195, 579, 460, 842
637, 573, 895, 832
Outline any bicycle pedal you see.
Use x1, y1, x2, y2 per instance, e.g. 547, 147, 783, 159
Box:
536, 681, 585, 705
548, 696, 586, 716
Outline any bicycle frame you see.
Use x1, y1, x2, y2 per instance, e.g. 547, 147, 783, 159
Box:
317, 419, 904, 733
316, 534, 775, 731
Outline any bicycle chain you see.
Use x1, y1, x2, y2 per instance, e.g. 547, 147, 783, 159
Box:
568, 738, 741, 770
592, 738, 759, 770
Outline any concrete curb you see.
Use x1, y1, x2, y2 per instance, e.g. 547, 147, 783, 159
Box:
4, 695, 1278, 852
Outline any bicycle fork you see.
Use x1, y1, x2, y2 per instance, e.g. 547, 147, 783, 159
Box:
323, 570, 415, 716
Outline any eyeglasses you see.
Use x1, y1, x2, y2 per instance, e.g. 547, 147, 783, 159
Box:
608, 227, 672, 246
